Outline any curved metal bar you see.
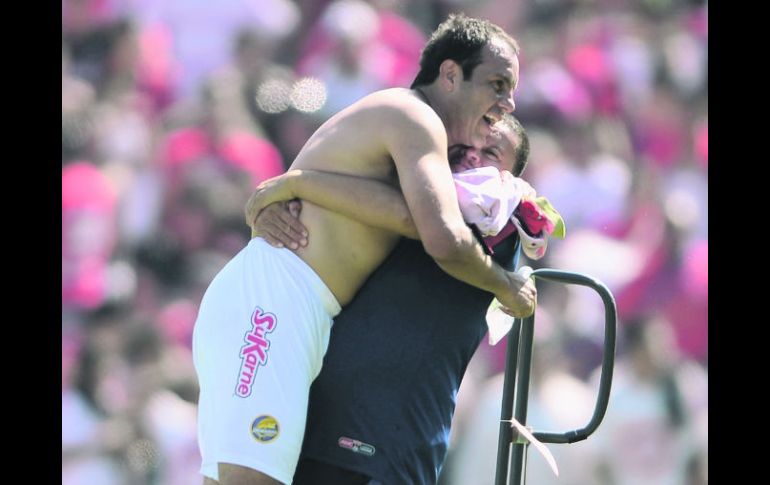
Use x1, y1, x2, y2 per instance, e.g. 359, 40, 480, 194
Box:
530, 269, 617, 444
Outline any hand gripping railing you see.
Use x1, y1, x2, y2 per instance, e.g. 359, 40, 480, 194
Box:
494, 268, 617, 485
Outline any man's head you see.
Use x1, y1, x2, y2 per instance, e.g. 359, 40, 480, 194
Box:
412, 15, 520, 89
412, 14, 521, 147
449, 114, 530, 176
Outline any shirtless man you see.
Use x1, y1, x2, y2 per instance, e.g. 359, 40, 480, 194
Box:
248, 114, 531, 484
194, 14, 535, 485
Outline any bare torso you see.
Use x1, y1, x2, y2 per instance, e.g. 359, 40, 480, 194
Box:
288, 88, 429, 305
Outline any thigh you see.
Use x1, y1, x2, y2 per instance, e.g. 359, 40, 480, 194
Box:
195, 266, 329, 483
219, 463, 283, 485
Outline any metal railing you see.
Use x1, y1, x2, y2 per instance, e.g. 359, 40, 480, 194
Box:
495, 269, 617, 485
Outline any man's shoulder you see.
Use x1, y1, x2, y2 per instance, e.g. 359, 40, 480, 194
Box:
359, 88, 442, 126
354, 88, 445, 144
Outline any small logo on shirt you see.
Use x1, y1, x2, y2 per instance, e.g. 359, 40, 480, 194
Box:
251, 415, 280, 443
338, 436, 376, 456
235, 306, 277, 398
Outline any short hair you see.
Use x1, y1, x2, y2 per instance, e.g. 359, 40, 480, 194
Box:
497, 114, 530, 176
411, 14, 519, 88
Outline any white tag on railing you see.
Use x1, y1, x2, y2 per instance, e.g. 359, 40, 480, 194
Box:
502, 417, 560, 477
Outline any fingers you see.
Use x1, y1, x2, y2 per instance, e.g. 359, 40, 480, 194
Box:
522, 280, 537, 300
260, 220, 296, 248
499, 305, 518, 317
260, 230, 287, 248
500, 298, 536, 318
251, 202, 308, 249
520, 282, 537, 317
272, 210, 308, 249
499, 278, 538, 318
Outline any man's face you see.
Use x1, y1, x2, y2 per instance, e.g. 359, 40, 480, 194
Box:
449, 126, 518, 174
448, 39, 519, 148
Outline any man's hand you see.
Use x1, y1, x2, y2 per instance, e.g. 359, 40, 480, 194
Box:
250, 200, 308, 249
496, 271, 537, 318
244, 171, 299, 230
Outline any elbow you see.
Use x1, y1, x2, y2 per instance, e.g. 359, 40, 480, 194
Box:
401, 215, 420, 240
422, 224, 470, 262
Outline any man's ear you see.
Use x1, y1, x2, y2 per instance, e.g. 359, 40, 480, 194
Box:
438, 59, 461, 92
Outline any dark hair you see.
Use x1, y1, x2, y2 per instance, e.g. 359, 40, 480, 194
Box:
411, 14, 519, 88
498, 114, 529, 176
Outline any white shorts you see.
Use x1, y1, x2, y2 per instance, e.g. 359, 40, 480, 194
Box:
193, 237, 341, 484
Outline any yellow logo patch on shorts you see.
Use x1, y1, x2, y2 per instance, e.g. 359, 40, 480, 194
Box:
250, 415, 280, 443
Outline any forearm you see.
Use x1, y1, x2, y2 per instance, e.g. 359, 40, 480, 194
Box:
296, 169, 508, 294
377, 105, 535, 316
380, 119, 510, 294
427, 222, 510, 295
291, 170, 419, 238
428, 225, 535, 318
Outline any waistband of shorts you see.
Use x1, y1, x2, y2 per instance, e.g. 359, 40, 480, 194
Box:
249, 237, 342, 317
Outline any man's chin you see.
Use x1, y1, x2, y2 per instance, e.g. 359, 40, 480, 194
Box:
471, 132, 487, 148
474, 122, 493, 144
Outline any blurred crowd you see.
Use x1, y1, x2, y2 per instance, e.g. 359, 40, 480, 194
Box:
62, 0, 707, 484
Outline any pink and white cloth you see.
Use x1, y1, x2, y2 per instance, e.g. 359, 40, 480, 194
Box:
453, 166, 565, 260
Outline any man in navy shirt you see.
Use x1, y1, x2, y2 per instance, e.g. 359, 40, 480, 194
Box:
251, 114, 530, 484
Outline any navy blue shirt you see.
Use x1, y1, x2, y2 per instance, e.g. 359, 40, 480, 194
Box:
300, 232, 520, 484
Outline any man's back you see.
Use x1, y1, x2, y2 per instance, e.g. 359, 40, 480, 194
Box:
288, 87, 445, 305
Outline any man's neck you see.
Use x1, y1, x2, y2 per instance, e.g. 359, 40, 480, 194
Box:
414, 86, 447, 121
413, 85, 451, 133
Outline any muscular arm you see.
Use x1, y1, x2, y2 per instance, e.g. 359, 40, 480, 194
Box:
382, 105, 534, 314
247, 170, 418, 239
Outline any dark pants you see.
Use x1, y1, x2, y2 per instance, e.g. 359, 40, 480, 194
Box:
293, 457, 376, 485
